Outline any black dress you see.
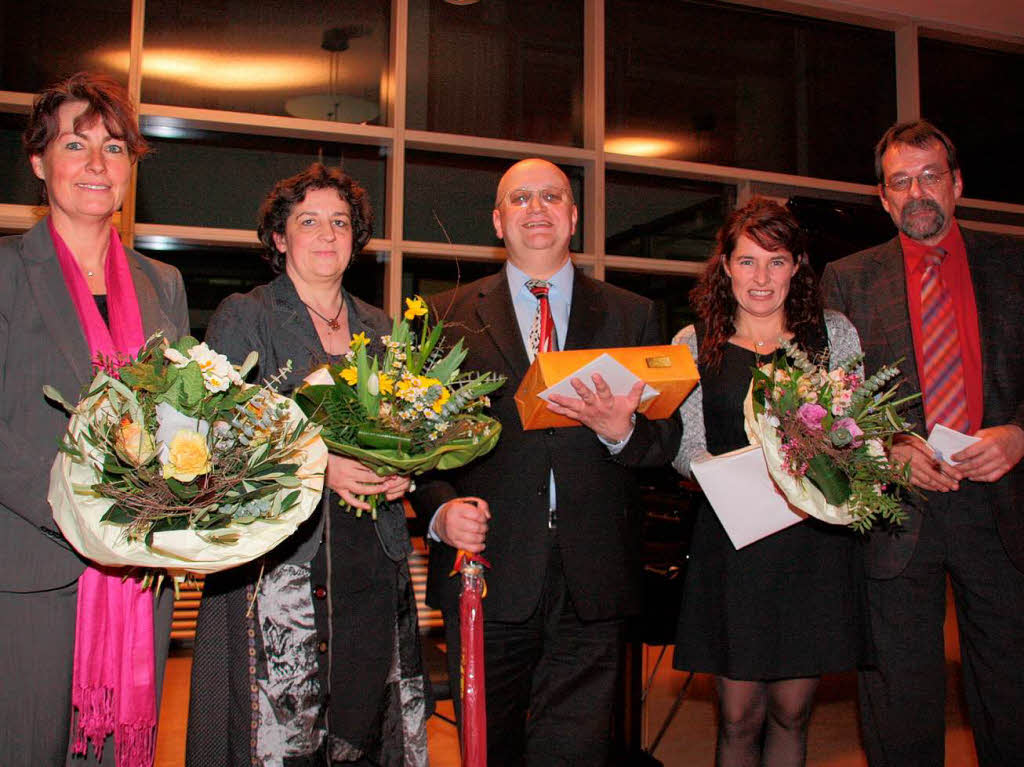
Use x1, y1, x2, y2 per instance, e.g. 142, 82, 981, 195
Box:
673, 324, 871, 680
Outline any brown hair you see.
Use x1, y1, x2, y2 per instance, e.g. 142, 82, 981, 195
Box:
257, 163, 374, 274
23, 71, 149, 162
690, 197, 822, 369
874, 119, 959, 184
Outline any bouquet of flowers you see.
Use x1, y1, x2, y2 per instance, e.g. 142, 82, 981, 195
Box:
46, 334, 327, 575
295, 297, 506, 516
742, 338, 918, 532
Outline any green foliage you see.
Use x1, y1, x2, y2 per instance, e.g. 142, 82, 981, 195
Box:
294, 298, 506, 517
51, 332, 321, 547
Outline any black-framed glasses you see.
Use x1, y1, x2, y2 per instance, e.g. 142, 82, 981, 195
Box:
883, 169, 952, 193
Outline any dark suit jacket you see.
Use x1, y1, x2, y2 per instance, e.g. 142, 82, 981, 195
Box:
411, 268, 682, 623
0, 218, 190, 592
821, 228, 1024, 578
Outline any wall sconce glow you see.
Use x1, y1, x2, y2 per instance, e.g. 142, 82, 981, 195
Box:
95, 48, 325, 90
604, 136, 682, 158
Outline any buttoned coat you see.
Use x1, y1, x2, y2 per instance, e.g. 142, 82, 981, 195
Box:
412, 268, 682, 622
821, 229, 1024, 578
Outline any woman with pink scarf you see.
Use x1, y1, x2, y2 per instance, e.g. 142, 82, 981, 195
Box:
0, 72, 189, 766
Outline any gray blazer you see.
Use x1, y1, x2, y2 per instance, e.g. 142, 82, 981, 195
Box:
822, 228, 1024, 577
0, 218, 190, 592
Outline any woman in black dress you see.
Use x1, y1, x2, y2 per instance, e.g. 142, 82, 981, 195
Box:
186, 164, 429, 766
672, 198, 869, 766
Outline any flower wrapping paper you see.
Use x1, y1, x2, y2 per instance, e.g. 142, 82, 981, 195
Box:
48, 391, 327, 575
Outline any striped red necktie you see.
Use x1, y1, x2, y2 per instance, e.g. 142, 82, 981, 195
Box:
527, 279, 557, 358
920, 248, 969, 433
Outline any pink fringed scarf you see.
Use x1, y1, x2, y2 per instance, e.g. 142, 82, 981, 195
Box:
51, 219, 158, 766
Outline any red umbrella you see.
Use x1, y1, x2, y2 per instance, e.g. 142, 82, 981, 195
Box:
453, 550, 490, 767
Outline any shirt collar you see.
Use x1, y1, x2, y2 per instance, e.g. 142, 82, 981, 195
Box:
505, 258, 575, 299
900, 219, 965, 273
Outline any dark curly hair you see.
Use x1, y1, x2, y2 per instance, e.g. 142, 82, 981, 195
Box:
23, 72, 149, 162
690, 197, 822, 370
257, 163, 374, 274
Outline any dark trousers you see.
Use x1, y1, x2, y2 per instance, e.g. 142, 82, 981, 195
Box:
858, 487, 1024, 767
443, 542, 624, 767
0, 579, 173, 767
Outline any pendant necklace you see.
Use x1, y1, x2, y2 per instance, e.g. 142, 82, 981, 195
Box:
302, 296, 345, 331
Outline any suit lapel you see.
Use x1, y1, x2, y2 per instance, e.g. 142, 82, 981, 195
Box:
962, 229, 1001, 422
564, 270, 607, 350
870, 239, 921, 396
127, 250, 172, 338
20, 219, 93, 387
474, 272, 532, 378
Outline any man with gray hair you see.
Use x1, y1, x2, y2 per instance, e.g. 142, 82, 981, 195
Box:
822, 120, 1024, 766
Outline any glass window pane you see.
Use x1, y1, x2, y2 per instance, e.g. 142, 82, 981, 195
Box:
402, 256, 505, 301
785, 195, 898, 276
604, 270, 698, 344
920, 36, 1024, 205
407, 0, 584, 145
137, 130, 386, 230
0, 113, 40, 205
139, 0, 389, 123
404, 150, 584, 251
606, 171, 733, 261
136, 242, 385, 338
606, 0, 896, 183
0, 0, 132, 93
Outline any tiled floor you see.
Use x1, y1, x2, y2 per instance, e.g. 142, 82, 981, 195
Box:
158, 584, 977, 766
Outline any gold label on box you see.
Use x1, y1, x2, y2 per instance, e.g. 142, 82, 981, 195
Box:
645, 355, 673, 368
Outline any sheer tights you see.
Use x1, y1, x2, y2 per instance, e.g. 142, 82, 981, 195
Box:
714, 675, 820, 767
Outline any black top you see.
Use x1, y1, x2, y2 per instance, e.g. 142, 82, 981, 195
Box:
673, 322, 872, 679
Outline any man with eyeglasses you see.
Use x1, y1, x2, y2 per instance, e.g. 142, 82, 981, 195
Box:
822, 120, 1024, 766
411, 158, 681, 766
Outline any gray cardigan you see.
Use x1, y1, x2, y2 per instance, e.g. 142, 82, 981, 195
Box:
671, 309, 863, 478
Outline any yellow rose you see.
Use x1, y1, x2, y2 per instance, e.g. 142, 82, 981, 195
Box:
340, 366, 358, 386
162, 429, 211, 482
404, 296, 428, 321
114, 419, 156, 466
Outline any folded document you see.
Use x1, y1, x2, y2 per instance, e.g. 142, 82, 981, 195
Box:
690, 445, 805, 549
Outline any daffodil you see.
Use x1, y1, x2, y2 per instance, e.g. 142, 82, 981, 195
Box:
350, 332, 370, 350
404, 296, 428, 321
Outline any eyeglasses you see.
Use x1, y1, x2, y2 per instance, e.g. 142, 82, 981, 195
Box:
883, 169, 952, 193
500, 187, 572, 208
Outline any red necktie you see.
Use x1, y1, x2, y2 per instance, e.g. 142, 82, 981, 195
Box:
920, 248, 969, 432
527, 279, 557, 358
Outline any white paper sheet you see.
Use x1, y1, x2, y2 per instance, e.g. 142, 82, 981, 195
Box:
926, 423, 980, 465
690, 445, 805, 549
538, 352, 659, 403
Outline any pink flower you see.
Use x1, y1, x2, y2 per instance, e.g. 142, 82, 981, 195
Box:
830, 417, 864, 447
796, 403, 827, 430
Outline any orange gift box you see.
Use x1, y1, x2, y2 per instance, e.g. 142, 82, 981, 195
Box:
514, 345, 699, 430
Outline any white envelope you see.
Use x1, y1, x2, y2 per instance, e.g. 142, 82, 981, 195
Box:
926, 424, 980, 465
690, 445, 805, 549
538, 352, 659, 403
